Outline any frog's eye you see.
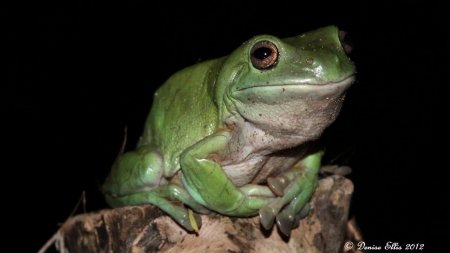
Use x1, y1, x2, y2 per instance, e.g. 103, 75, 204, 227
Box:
338, 30, 353, 55
250, 40, 278, 70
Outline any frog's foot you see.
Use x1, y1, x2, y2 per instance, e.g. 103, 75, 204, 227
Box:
259, 175, 316, 236
105, 184, 210, 232
259, 151, 321, 236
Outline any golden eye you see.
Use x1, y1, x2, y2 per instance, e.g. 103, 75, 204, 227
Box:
250, 40, 278, 70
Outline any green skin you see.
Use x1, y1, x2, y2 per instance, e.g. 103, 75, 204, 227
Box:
103, 26, 356, 235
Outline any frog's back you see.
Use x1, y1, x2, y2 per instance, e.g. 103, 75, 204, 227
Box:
138, 58, 225, 169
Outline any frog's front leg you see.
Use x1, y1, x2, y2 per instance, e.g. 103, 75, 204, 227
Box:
180, 130, 277, 216
259, 149, 321, 236
103, 145, 210, 232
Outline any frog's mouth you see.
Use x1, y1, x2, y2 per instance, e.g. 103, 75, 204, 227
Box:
234, 75, 355, 92
232, 75, 355, 106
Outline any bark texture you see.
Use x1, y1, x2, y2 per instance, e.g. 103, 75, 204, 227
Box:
55, 175, 354, 253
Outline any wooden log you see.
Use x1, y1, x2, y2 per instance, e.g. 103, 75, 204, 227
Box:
54, 175, 353, 253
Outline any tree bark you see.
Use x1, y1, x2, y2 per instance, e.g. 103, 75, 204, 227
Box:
54, 175, 354, 253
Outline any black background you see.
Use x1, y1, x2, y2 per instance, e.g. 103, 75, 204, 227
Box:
3, 1, 447, 252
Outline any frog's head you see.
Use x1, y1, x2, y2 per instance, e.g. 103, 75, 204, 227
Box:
218, 26, 356, 141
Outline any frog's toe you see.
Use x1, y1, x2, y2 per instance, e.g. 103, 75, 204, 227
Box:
291, 212, 302, 230
333, 166, 352, 175
267, 176, 289, 196
275, 212, 294, 236
298, 202, 310, 219
178, 211, 202, 232
320, 165, 352, 176
259, 206, 276, 230
259, 196, 287, 231
275, 203, 311, 236
178, 217, 193, 231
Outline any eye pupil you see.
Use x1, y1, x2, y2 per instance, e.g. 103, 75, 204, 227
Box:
253, 47, 273, 60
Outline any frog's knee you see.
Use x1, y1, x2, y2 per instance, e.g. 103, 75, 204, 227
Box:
105, 146, 166, 195
133, 146, 166, 185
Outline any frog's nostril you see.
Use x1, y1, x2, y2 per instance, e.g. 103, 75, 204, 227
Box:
338, 30, 353, 55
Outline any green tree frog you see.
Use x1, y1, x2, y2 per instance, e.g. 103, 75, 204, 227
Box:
103, 26, 356, 236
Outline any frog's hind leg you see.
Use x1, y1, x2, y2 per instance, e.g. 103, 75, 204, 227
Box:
259, 149, 321, 236
105, 184, 211, 232
103, 144, 210, 232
